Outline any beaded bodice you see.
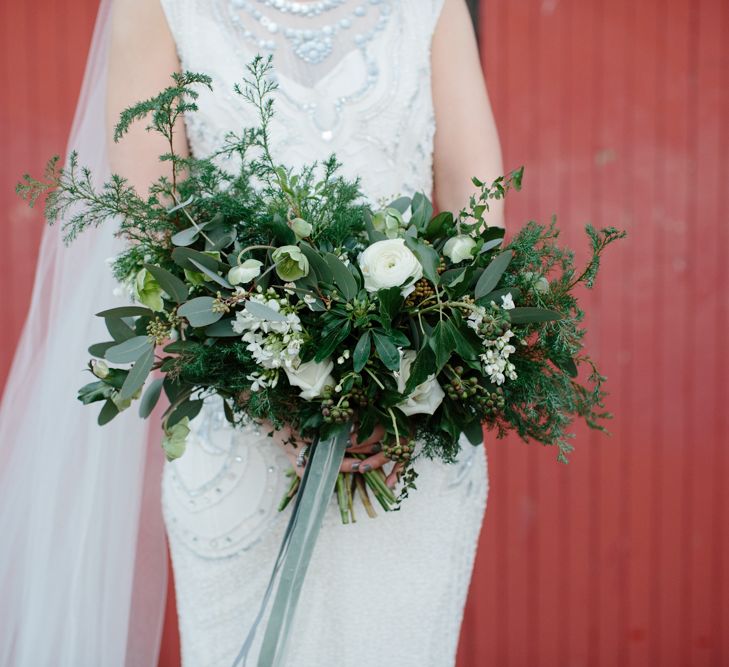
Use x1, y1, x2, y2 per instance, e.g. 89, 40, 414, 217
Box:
159, 0, 445, 204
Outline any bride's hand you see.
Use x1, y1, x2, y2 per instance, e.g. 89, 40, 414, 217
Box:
341, 424, 404, 489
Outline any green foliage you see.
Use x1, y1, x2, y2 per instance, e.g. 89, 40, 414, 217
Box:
18, 51, 625, 482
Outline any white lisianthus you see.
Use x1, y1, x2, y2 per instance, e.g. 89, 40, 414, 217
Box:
501, 292, 516, 310
395, 350, 445, 416
358, 238, 423, 296
228, 259, 263, 285
443, 234, 477, 263
284, 358, 335, 400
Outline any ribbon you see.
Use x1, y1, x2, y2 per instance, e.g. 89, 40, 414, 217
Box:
231, 423, 350, 667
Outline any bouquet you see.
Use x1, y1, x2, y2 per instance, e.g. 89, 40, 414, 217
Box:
18, 56, 624, 524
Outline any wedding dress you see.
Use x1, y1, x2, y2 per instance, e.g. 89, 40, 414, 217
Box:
158, 1, 489, 665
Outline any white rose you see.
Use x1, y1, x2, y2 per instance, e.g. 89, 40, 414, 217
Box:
228, 259, 263, 285
358, 238, 423, 296
284, 358, 335, 400
443, 235, 477, 263
396, 350, 445, 416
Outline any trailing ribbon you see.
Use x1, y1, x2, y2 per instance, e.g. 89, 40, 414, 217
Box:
231, 423, 350, 667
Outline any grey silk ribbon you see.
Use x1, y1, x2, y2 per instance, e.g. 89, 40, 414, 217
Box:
231, 423, 350, 667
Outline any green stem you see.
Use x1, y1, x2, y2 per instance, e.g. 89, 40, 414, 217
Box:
277, 473, 300, 512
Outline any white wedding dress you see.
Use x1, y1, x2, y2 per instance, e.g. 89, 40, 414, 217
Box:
158, 1, 489, 665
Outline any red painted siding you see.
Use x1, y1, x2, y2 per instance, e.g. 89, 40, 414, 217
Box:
1, 2, 727, 666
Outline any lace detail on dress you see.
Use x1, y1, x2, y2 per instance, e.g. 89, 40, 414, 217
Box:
159, 0, 445, 205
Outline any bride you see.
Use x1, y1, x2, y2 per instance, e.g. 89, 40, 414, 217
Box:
0, 0, 503, 665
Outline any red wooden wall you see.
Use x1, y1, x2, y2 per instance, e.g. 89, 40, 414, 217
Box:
1, 2, 727, 666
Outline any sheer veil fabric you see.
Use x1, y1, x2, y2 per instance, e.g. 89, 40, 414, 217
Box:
0, 2, 169, 665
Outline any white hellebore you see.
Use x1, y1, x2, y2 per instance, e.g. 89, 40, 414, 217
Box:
284, 358, 335, 400
396, 350, 445, 416
228, 259, 263, 285
358, 238, 423, 296
443, 234, 477, 263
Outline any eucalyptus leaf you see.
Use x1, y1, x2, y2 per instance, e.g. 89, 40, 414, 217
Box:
143, 263, 188, 304
106, 317, 136, 343
189, 258, 232, 289
478, 237, 504, 254
98, 399, 120, 426
298, 244, 332, 282
139, 377, 164, 418
387, 196, 411, 214
105, 336, 154, 364
474, 250, 513, 299
96, 306, 153, 319
204, 318, 239, 337
171, 225, 201, 247
118, 346, 155, 401
179, 297, 223, 327
404, 236, 440, 285
171, 247, 221, 273
88, 341, 117, 358
166, 194, 195, 214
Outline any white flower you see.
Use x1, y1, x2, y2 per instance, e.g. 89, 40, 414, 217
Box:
501, 292, 515, 310
358, 238, 423, 296
443, 235, 477, 263
290, 218, 313, 240
395, 350, 445, 416
228, 259, 263, 286
284, 358, 335, 400
91, 359, 109, 379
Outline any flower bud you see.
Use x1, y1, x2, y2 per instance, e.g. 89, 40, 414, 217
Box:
91, 359, 109, 379
290, 218, 313, 240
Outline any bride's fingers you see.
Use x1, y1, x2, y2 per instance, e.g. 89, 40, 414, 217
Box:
385, 462, 404, 488
355, 451, 390, 473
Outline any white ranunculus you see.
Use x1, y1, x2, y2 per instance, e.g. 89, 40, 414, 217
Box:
395, 350, 445, 416
443, 234, 477, 263
284, 358, 335, 400
228, 259, 263, 285
358, 238, 423, 296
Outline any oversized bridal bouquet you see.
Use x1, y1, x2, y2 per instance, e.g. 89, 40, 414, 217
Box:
18, 57, 623, 521
18, 55, 622, 662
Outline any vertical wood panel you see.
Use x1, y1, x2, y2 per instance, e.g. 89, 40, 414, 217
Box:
1, 2, 728, 667
462, 1, 729, 666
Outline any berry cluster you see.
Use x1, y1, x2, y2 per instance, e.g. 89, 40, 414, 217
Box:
382, 438, 415, 463
405, 278, 435, 307
321, 387, 355, 424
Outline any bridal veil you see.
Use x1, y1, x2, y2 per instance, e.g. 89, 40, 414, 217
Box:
0, 1, 168, 664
